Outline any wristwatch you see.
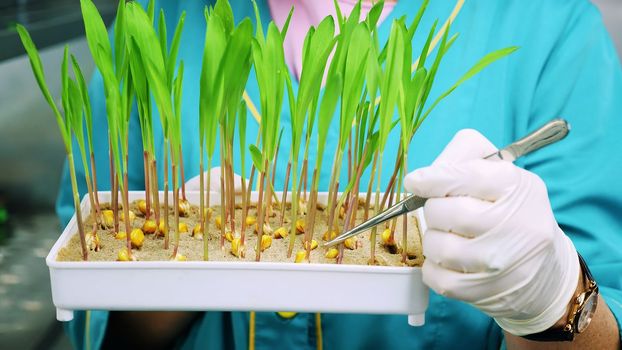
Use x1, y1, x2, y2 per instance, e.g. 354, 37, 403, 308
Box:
522, 253, 599, 342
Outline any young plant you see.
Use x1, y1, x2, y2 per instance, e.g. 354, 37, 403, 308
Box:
79, 0, 131, 257
70, 54, 103, 234
287, 16, 339, 257
199, 4, 227, 259
64, 49, 103, 252
250, 1, 290, 261
17, 26, 89, 260
199, 0, 253, 257
325, 14, 371, 242
124, 2, 188, 259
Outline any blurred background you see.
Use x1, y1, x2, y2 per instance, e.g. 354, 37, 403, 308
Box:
0, 0, 620, 349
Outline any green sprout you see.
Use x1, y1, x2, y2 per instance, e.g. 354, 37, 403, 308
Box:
250, 0, 290, 261
16, 26, 89, 260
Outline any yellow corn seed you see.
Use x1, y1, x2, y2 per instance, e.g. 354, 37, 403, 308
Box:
85, 233, 101, 251
381, 228, 392, 244
294, 250, 308, 263
322, 230, 337, 241
114, 232, 127, 240
325, 248, 339, 259
130, 228, 145, 249
102, 210, 114, 228
178, 222, 189, 233
225, 231, 234, 242
295, 219, 305, 234
178, 200, 191, 217
245, 216, 257, 226
338, 206, 346, 219
231, 237, 242, 257
254, 223, 273, 235
261, 235, 272, 251
298, 198, 307, 215
137, 200, 147, 215
120, 210, 136, 223
304, 239, 319, 251
117, 248, 132, 262
273, 227, 289, 239
158, 220, 168, 235
214, 216, 222, 229
344, 238, 356, 250
171, 253, 187, 261
142, 220, 157, 234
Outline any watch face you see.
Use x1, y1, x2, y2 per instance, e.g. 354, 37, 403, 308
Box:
577, 292, 598, 333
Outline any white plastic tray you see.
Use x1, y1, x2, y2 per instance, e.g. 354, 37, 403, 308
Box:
46, 191, 428, 325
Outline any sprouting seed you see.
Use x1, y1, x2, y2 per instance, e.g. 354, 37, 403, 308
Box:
325, 248, 339, 259
295, 219, 305, 234
178, 199, 191, 217
142, 219, 157, 234
245, 216, 257, 226
130, 228, 145, 249
294, 250, 308, 263
344, 238, 356, 250
261, 235, 272, 251
273, 227, 288, 239
304, 239, 318, 251
178, 222, 188, 233
114, 232, 127, 240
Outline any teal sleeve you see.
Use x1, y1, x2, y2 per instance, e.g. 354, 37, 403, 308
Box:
520, 1, 622, 340
64, 311, 109, 350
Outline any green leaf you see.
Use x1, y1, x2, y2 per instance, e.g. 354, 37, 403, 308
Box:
113, 0, 126, 80
214, 0, 234, 35
167, 11, 186, 88
415, 29, 456, 125
70, 54, 93, 149
67, 79, 85, 151
238, 100, 248, 175
317, 72, 342, 162
419, 46, 519, 126
249, 144, 264, 172
80, 0, 114, 81
15, 25, 70, 148
125, 2, 172, 138
365, 1, 384, 30
415, 20, 437, 72
406, 0, 429, 42
158, 10, 168, 63
340, 23, 370, 149
252, 0, 264, 45
378, 20, 403, 152
280, 6, 294, 40
147, 0, 155, 24
61, 46, 70, 135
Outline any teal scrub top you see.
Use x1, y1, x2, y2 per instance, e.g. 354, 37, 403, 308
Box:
56, 0, 622, 348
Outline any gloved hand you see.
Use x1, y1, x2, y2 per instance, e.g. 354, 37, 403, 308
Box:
403, 129, 580, 336
185, 167, 245, 193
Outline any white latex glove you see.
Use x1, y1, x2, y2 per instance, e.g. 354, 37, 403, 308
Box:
185, 167, 245, 193
404, 129, 580, 336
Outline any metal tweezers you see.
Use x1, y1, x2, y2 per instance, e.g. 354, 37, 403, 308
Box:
324, 118, 570, 248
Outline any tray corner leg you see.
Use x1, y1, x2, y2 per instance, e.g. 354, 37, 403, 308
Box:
408, 313, 425, 327
57, 308, 74, 322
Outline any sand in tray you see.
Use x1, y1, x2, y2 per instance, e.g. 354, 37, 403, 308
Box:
57, 199, 423, 266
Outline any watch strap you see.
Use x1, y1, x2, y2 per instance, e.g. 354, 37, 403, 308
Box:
521, 253, 596, 342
